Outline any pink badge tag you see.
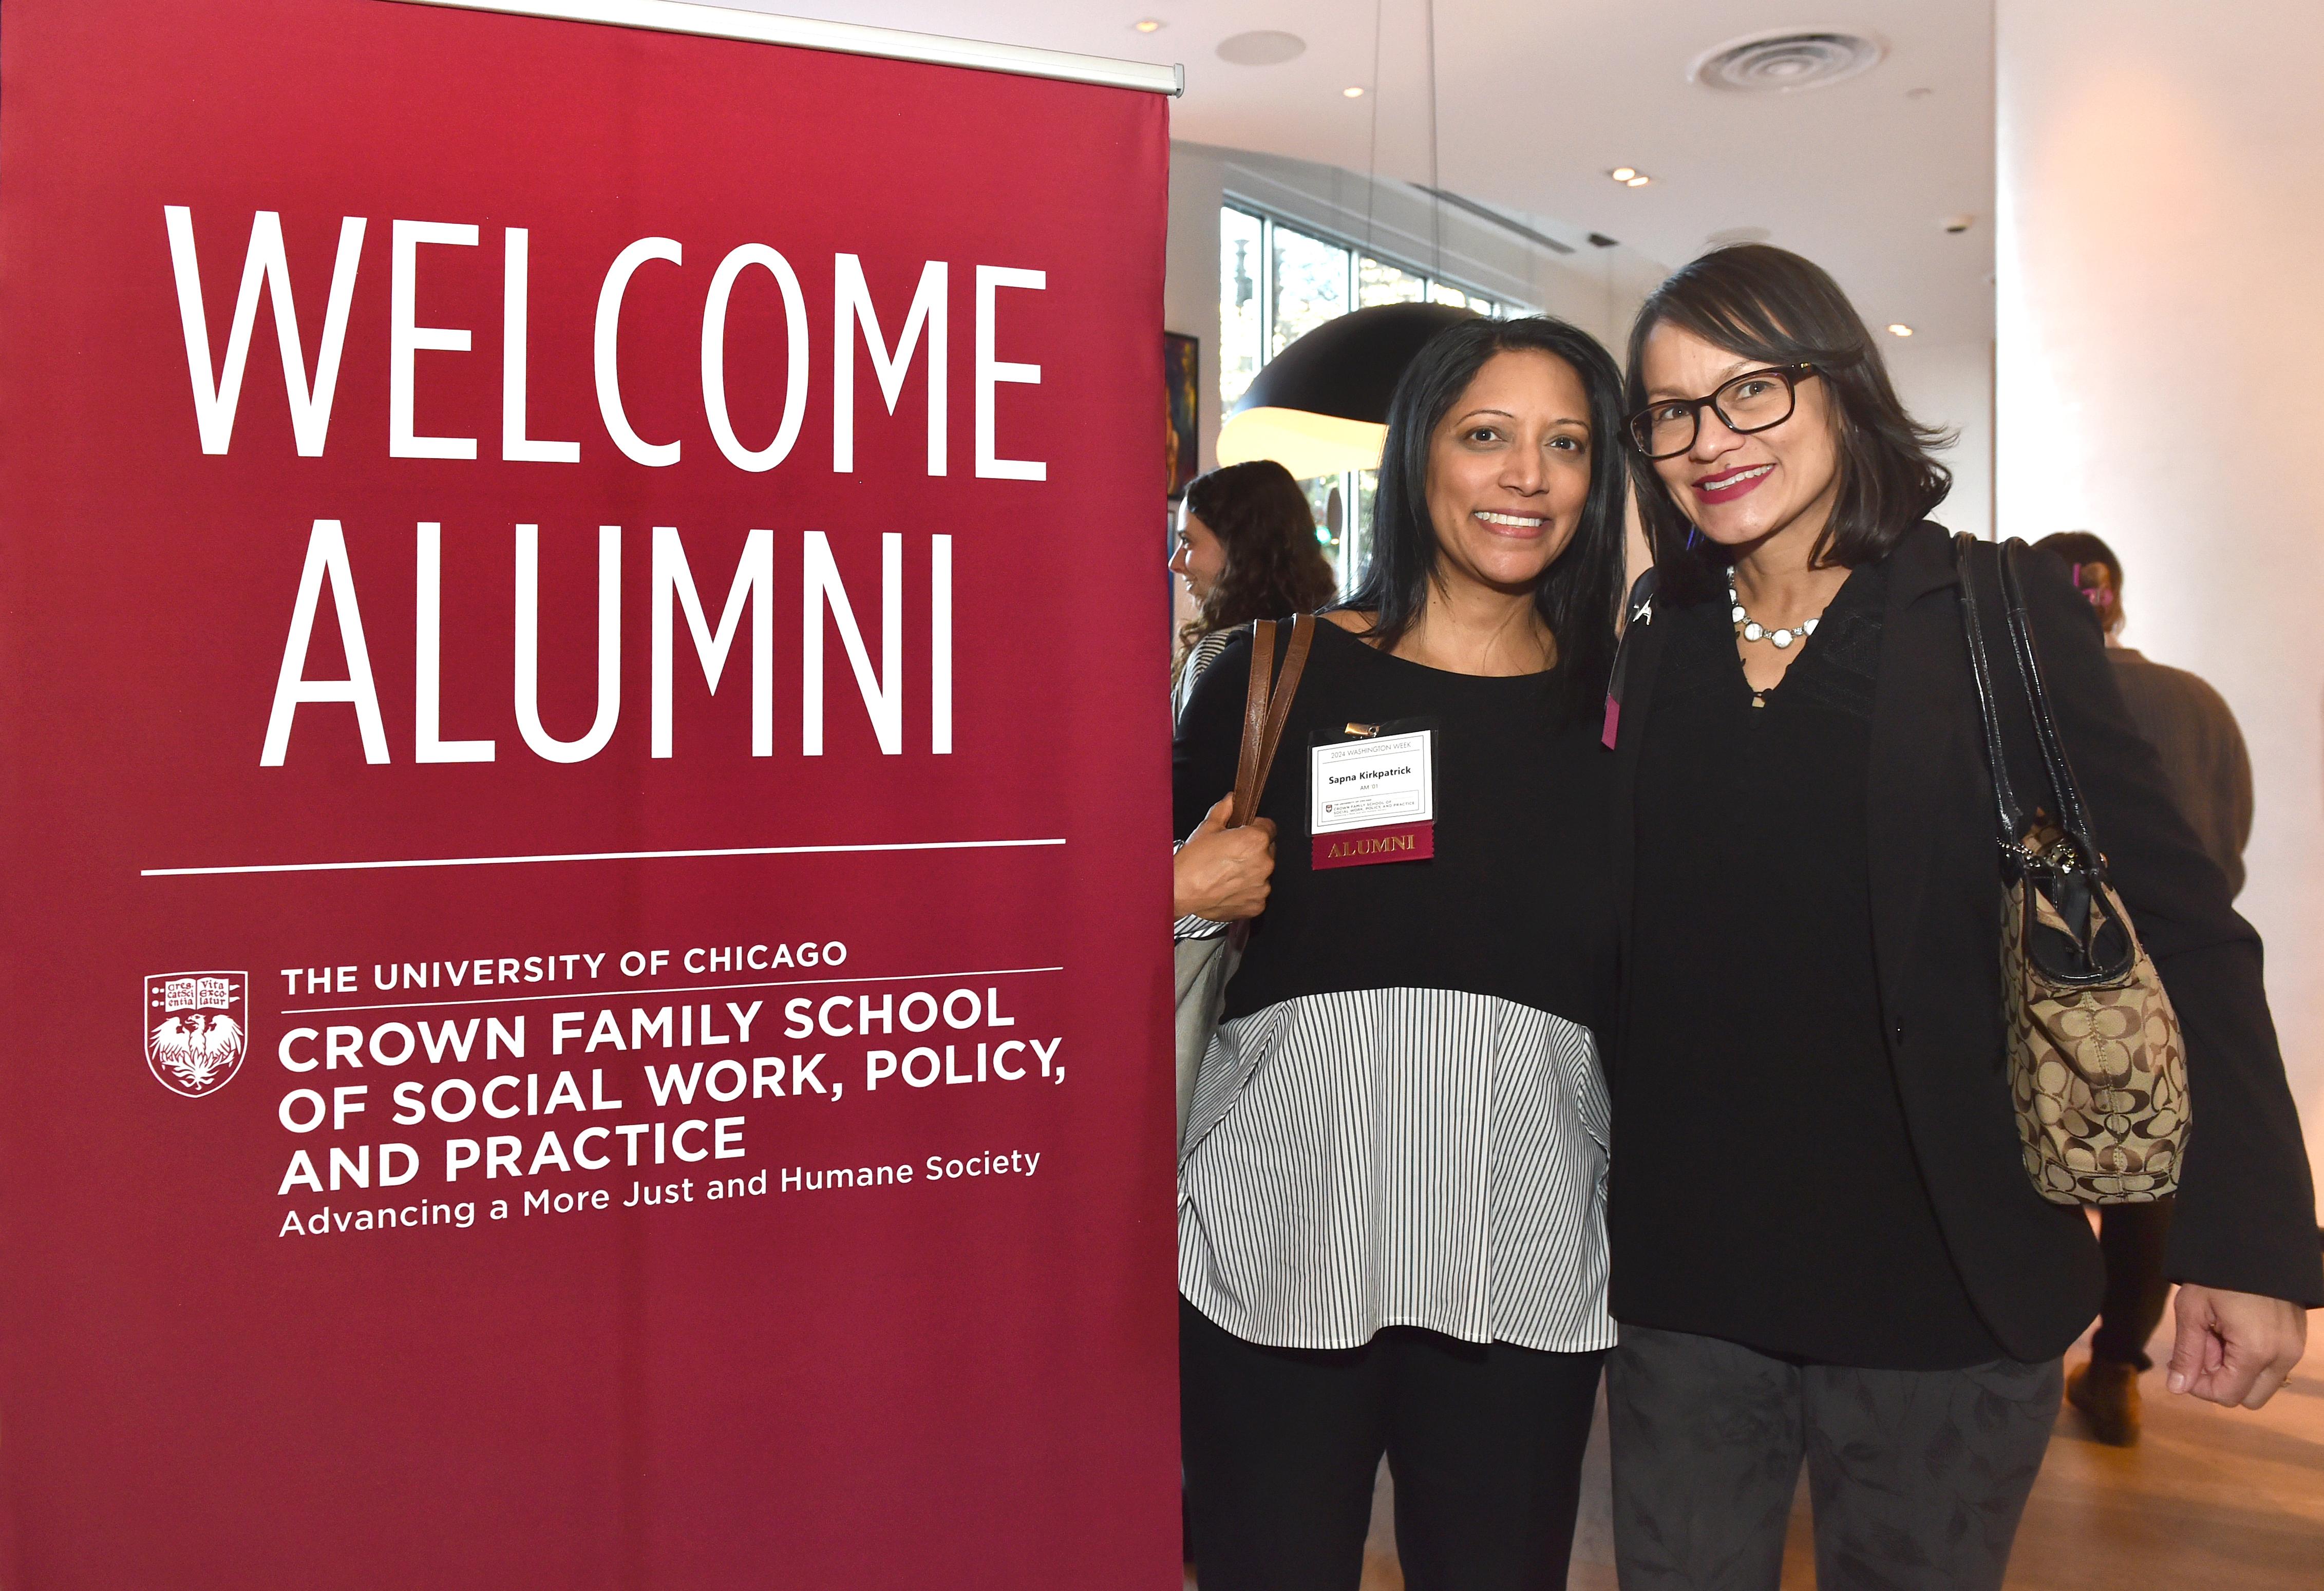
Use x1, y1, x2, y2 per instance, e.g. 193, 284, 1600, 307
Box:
1312, 821, 1435, 869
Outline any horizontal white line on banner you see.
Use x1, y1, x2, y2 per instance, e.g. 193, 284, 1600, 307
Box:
388, 0, 1184, 95
142, 837, 1066, 878
280, 964, 1066, 1015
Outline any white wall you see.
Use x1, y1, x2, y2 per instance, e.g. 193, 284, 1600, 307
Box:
1998, 0, 2324, 1213
1886, 337, 1994, 543
1166, 143, 1229, 480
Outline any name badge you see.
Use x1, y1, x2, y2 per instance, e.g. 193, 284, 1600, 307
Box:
1310, 728, 1434, 869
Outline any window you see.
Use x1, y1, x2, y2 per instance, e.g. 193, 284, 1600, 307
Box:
1357, 256, 1428, 308
1300, 476, 1341, 576
1271, 226, 1350, 358
1219, 204, 1519, 414
1217, 204, 1529, 592
1219, 207, 1265, 411
1347, 468, 1381, 585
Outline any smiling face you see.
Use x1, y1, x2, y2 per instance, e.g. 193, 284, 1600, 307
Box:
1168, 508, 1226, 602
1639, 321, 1842, 556
1423, 348, 1595, 595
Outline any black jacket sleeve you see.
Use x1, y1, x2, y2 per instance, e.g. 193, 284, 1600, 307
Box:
1173, 630, 1255, 843
2015, 550, 2322, 1306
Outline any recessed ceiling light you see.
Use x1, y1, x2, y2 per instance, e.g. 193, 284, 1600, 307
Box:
1626, 175, 1651, 187
1887, 323, 1914, 337
1131, 17, 1163, 32
1343, 85, 1364, 98
1609, 166, 1637, 182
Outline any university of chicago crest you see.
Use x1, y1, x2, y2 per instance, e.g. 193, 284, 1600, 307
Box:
145, 971, 248, 1097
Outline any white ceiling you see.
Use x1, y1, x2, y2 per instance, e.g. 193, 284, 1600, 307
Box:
722, 0, 1995, 345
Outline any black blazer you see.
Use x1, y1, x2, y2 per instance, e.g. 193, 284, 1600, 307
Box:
1610, 523, 2322, 1360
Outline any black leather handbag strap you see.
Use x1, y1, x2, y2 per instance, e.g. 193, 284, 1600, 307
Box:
1954, 532, 2110, 873
1953, 533, 2025, 851
1995, 542, 2107, 870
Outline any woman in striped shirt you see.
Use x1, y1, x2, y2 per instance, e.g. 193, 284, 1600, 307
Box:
1171, 315, 1629, 1591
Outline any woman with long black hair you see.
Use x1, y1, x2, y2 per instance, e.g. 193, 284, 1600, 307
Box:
1603, 244, 2318, 1589
1169, 459, 1340, 720
1170, 314, 1629, 1591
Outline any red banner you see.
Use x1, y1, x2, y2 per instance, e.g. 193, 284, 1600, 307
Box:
0, 1, 1177, 1583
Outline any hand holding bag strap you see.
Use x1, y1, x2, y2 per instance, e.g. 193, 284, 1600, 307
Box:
1228, 614, 1316, 828
1181, 614, 1315, 1154
1953, 534, 2030, 849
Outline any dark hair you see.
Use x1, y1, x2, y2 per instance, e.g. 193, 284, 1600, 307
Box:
1177, 460, 1339, 667
1624, 244, 1953, 602
2032, 531, 2124, 631
2031, 531, 2121, 586
1339, 315, 1629, 721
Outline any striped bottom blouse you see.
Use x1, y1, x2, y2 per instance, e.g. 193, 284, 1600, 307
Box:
1170, 621, 1620, 1356
1178, 986, 1613, 1353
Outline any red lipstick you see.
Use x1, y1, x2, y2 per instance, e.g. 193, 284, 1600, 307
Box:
1691, 463, 1773, 504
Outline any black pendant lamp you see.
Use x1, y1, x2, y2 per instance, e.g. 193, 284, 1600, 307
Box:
1215, 300, 1477, 480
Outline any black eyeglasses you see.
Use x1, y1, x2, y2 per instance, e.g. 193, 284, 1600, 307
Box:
1626, 363, 1819, 459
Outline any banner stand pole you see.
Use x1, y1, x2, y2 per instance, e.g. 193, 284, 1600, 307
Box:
390, 0, 1186, 94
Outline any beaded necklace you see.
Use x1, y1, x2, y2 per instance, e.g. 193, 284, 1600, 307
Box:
1728, 569, 1829, 709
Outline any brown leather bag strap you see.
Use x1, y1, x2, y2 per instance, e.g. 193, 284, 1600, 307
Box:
1230, 620, 1276, 828
1256, 613, 1314, 786
1229, 615, 1314, 829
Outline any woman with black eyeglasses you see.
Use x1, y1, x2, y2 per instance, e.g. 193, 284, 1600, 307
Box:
1600, 245, 2318, 1590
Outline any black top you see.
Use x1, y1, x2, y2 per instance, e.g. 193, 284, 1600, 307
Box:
1607, 525, 2321, 1364
1617, 563, 2005, 1368
1174, 621, 1615, 1038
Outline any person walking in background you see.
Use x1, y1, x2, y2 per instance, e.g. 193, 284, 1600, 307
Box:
2033, 529, 2258, 1446
1170, 460, 1339, 721
1604, 244, 2317, 1591
2033, 532, 2253, 894
1172, 316, 1630, 1590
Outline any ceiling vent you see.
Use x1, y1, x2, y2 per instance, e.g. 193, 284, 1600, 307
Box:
1689, 29, 1885, 93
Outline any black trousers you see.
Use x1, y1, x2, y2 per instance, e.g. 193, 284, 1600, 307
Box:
1179, 1297, 1604, 1591
2089, 1197, 2175, 1370
1608, 1325, 2061, 1591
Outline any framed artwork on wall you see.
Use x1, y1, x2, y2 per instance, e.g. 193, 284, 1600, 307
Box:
1165, 331, 1199, 501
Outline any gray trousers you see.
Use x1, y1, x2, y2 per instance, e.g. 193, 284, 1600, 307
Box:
1608, 1325, 2062, 1591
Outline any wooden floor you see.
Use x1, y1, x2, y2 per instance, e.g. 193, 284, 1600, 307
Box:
1993, 1356, 2324, 1591
1190, 1325, 2324, 1590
